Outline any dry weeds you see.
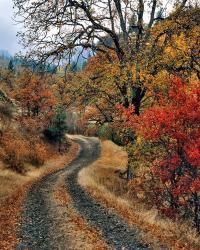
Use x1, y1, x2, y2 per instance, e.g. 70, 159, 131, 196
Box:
78, 140, 200, 250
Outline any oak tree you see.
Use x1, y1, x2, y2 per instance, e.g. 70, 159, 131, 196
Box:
14, 0, 190, 114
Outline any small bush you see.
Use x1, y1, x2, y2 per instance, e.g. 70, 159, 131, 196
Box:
0, 103, 14, 119
0, 132, 30, 173
30, 142, 48, 166
96, 124, 113, 140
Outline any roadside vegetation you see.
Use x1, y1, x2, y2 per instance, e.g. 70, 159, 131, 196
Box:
0, 69, 71, 174
0, 141, 79, 250
79, 140, 200, 249
0, 68, 78, 249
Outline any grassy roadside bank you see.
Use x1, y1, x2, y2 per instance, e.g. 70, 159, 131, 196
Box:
0, 140, 79, 250
78, 140, 200, 250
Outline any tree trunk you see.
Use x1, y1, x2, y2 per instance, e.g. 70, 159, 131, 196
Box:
131, 86, 146, 116
127, 164, 133, 181
193, 192, 200, 233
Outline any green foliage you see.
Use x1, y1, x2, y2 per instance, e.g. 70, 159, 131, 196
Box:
96, 123, 131, 146
96, 124, 113, 140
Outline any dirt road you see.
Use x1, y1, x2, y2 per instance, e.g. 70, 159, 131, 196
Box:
16, 136, 148, 250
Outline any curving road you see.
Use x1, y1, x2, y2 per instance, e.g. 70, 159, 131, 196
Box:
16, 136, 148, 250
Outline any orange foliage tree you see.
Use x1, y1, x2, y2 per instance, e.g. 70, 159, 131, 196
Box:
14, 71, 56, 118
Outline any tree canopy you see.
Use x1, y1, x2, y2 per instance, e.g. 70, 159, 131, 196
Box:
14, 0, 193, 114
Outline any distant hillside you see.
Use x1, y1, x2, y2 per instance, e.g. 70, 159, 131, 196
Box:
0, 50, 12, 68
70, 48, 92, 71
0, 58, 9, 68
0, 48, 92, 72
0, 50, 12, 60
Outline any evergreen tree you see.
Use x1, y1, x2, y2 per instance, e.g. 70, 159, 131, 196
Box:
8, 59, 15, 72
44, 106, 68, 151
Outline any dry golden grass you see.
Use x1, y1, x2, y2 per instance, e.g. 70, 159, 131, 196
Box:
0, 141, 79, 250
79, 140, 128, 196
53, 175, 111, 250
78, 140, 200, 250
0, 142, 78, 200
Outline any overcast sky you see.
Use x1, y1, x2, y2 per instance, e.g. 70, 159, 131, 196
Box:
0, 0, 21, 55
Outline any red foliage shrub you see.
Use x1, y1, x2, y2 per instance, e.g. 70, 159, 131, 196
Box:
123, 78, 200, 231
